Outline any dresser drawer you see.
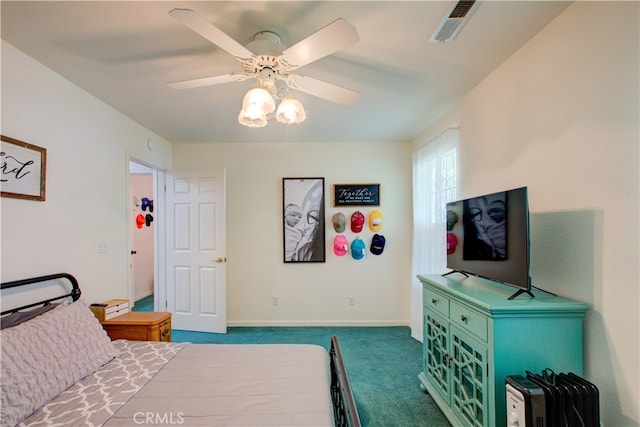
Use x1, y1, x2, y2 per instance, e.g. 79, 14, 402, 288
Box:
424, 287, 450, 318
90, 299, 130, 321
450, 301, 487, 342
104, 301, 129, 319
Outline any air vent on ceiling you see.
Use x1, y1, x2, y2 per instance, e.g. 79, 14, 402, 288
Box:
430, 0, 480, 43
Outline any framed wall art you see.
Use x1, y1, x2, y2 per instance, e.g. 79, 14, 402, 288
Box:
1, 135, 47, 201
282, 177, 325, 263
333, 183, 380, 207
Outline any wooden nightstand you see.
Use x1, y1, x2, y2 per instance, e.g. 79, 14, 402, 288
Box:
101, 312, 172, 342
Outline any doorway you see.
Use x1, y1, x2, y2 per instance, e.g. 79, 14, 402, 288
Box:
129, 160, 157, 311
126, 163, 227, 332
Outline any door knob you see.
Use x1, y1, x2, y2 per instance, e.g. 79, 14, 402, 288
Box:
215, 257, 227, 263
131, 250, 137, 255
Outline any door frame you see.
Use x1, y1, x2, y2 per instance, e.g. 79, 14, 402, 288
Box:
126, 157, 165, 311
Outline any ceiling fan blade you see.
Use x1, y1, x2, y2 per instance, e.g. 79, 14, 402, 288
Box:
168, 73, 250, 90
169, 8, 253, 60
287, 74, 359, 105
280, 18, 359, 69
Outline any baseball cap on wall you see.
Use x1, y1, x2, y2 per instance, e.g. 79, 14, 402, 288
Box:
351, 237, 366, 260
370, 234, 386, 255
351, 211, 365, 232
334, 234, 349, 256
332, 212, 346, 233
368, 210, 383, 232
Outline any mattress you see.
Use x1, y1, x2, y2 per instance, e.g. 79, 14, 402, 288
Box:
104, 344, 334, 426
18, 341, 333, 427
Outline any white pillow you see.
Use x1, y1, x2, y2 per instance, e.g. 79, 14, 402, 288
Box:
0, 300, 120, 427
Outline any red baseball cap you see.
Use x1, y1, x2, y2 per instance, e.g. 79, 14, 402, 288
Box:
351, 211, 365, 232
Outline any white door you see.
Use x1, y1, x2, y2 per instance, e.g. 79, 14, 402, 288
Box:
165, 169, 227, 333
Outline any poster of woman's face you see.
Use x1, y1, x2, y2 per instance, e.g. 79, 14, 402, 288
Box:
462, 191, 507, 260
282, 178, 325, 263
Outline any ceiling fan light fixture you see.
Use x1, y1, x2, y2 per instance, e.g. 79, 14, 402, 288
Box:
241, 87, 275, 114
238, 110, 268, 128
276, 96, 306, 124
238, 86, 276, 128
239, 86, 306, 127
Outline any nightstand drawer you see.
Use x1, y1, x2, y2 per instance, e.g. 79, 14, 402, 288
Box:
450, 301, 487, 342
158, 318, 171, 342
424, 287, 450, 318
90, 298, 130, 321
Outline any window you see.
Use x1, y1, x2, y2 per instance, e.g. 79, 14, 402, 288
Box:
411, 128, 458, 340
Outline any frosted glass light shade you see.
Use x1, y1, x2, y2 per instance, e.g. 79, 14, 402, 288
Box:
276, 96, 306, 124
238, 109, 268, 127
238, 87, 275, 127
242, 87, 275, 114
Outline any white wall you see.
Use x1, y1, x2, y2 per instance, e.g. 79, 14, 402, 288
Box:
413, 3, 639, 425
173, 141, 413, 325
1, 41, 172, 304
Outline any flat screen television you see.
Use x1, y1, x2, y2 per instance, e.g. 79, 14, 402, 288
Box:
445, 186, 532, 299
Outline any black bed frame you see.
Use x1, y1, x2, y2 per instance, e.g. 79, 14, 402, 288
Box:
330, 335, 362, 427
1, 273, 361, 427
0, 273, 81, 315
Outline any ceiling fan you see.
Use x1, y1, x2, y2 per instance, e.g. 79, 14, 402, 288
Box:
167, 8, 360, 107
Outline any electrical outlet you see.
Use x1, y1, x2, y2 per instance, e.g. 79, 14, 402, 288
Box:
348, 296, 355, 306
272, 296, 279, 306
97, 240, 108, 253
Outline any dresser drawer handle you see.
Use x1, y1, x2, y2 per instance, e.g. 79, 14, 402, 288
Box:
431, 298, 437, 304
460, 315, 467, 322
162, 328, 169, 336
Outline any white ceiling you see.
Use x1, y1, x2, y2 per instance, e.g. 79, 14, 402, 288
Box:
1, 1, 571, 144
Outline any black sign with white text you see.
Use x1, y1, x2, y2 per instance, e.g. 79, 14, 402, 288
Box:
333, 184, 380, 206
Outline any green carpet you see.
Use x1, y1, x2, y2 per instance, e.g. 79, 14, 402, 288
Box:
133, 294, 153, 311
133, 298, 450, 426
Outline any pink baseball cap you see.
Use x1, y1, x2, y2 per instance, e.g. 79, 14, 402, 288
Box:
334, 235, 349, 256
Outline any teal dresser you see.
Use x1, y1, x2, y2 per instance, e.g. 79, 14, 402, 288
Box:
417, 274, 589, 427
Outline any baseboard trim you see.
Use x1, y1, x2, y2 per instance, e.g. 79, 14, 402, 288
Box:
228, 320, 410, 327
133, 290, 153, 303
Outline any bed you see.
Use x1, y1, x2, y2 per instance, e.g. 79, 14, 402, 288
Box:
1, 273, 361, 427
